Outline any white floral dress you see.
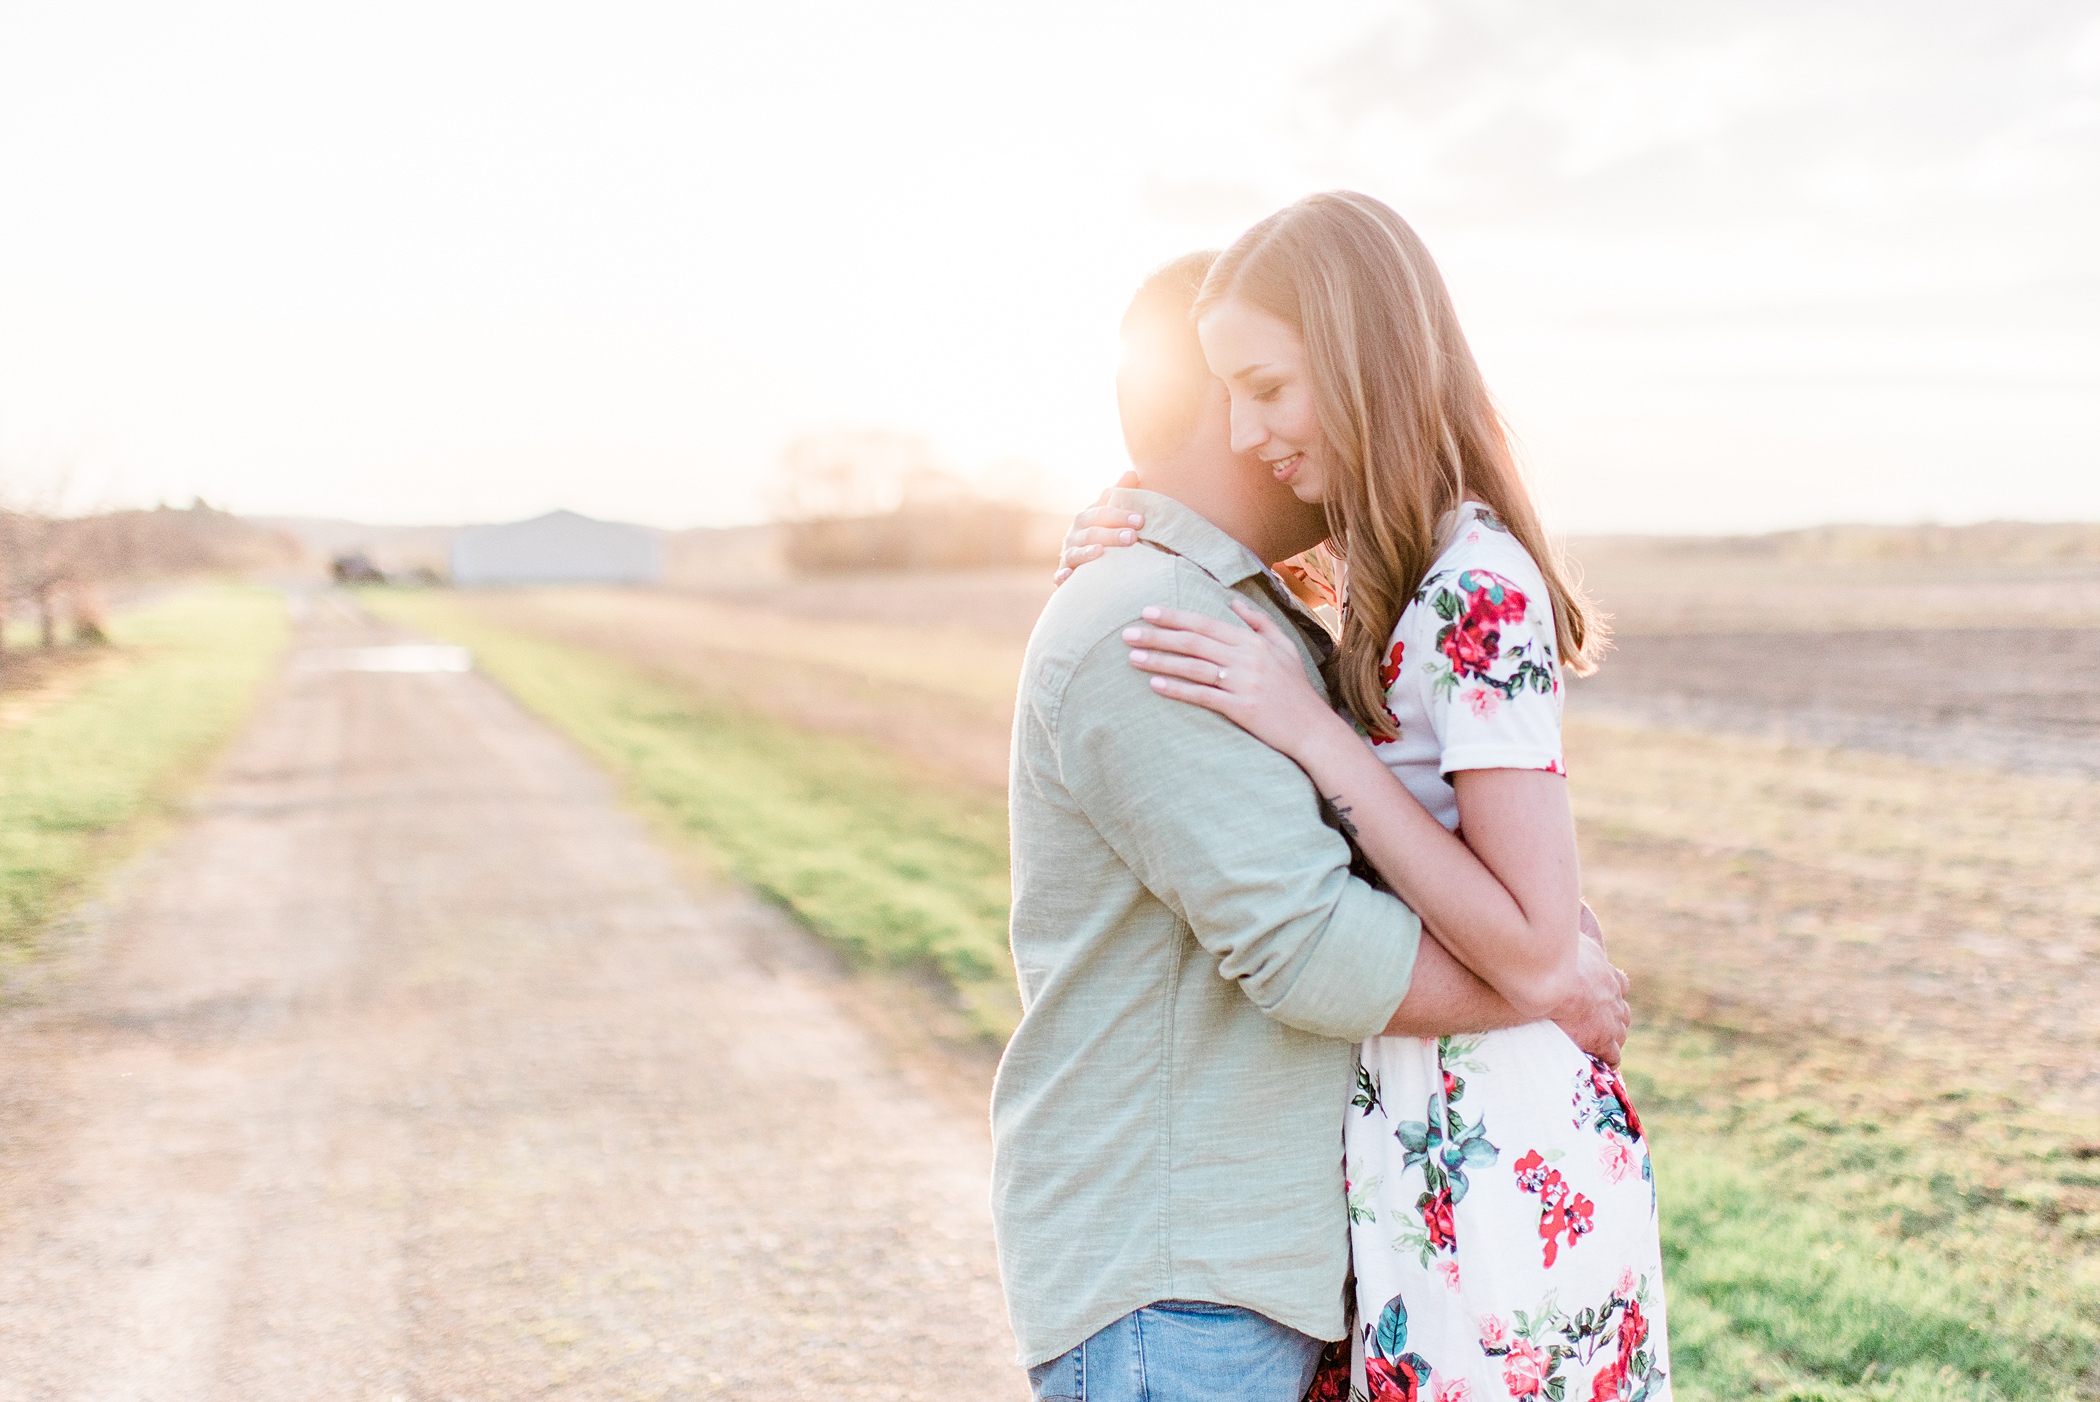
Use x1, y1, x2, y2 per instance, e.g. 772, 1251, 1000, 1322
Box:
1324, 503, 1671, 1402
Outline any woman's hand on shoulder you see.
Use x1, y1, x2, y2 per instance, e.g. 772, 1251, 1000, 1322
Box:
1123, 597, 1348, 761
1052, 472, 1145, 586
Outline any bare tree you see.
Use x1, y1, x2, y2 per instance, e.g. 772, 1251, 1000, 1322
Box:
0, 506, 16, 664
59, 512, 137, 643
767, 428, 1057, 573
0, 483, 293, 682
768, 429, 957, 523
8, 511, 75, 649
0, 475, 69, 651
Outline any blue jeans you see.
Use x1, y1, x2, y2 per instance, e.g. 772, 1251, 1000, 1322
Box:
1026, 1301, 1324, 1402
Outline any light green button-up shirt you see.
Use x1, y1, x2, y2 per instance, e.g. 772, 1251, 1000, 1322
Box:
991, 489, 1423, 1367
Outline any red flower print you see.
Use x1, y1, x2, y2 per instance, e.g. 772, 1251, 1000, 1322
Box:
1618, 1299, 1648, 1358
1597, 1131, 1638, 1184
1457, 571, 1529, 627
1586, 1061, 1615, 1098
1611, 1074, 1645, 1141
1429, 572, 1530, 683
1576, 1056, 1646, 1144
1441, 1068, 1460, 1100
1305, 1339, 1352, 1402
1364, 1354, 1426, 1402
1376, 638, 1407, 737
1380, 638, 1406, 690
1514, 1151, 1595, 1267
1501, 1338, 1550, 1398
1421, 1187, 1457, 1251
1276, 557, 1340, 611
1588, 1356, 1628, 1402
1468, 1287, 1659, 1402
1440, 617, 1500, 679
1535, 1186, 1596, 1266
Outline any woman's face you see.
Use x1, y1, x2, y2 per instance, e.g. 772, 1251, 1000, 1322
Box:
1197, 297, 1327, 504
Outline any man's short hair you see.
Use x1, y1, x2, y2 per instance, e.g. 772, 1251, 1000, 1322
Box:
1117, 251, 1220, 470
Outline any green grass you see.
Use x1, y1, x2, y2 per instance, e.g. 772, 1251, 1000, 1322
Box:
1650, 1134, 2091, 1400
1629, 1027, 2100, 1402
0, 585, 288, 952
363, 588, 1020, 1037
367, 588, 2097, 1401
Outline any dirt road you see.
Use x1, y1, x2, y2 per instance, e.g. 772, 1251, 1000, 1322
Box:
0, 597, 1025, 1401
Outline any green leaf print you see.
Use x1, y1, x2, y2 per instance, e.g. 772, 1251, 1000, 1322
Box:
1460, 1135, 1500, 1166
1352, 1063, 1384, 1117
1346, 1171, 1383, 1225
1373, 1295, 1409, 1357
1437, 1034, 1488, 1072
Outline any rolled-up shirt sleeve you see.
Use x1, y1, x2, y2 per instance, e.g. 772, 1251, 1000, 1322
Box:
1055, 585, 1421, 1041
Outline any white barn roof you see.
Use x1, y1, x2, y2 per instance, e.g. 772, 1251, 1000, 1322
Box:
450, 510, 662, 586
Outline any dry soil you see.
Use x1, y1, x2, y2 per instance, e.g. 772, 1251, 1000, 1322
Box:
1572, 628, 2100, 778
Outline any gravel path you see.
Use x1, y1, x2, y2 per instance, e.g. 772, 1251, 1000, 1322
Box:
0, 597, 1024, 1401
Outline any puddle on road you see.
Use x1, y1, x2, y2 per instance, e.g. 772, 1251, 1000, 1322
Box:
296, 645, 473, 674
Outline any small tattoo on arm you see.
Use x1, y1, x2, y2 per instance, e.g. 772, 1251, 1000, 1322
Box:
1326, 793, 1360, 841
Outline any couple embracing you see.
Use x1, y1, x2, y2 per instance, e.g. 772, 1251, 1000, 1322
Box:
992, 192, 1671, 1402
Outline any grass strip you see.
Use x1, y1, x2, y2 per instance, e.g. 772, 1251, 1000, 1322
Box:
372, 588, 2096, 1400
0, 585, 288, 953
363, 589, 1020, 1037
1651, 1130, 2091, 1400
1628, 1023, 2099, 1402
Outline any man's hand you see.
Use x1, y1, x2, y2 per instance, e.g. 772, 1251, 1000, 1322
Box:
1553, 915, 1631, 1066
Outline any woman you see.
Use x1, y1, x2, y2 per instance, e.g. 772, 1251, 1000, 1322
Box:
1062, 192, 1669, 1402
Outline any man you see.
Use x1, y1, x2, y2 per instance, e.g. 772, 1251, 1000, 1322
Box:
991, 252, 1630, 1401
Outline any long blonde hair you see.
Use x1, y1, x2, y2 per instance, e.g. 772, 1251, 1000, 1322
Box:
1196, 191, 1605, 741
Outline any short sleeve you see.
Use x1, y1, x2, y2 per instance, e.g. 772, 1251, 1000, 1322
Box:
1415, 562, 1565, 777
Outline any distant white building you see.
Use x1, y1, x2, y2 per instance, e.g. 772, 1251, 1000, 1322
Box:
449, 510, 662, 587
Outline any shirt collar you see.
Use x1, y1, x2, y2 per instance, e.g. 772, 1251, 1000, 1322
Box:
1107, 486, 1336, 650
1106, 488, 1269, 590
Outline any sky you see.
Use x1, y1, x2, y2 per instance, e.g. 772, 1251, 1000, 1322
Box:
0, 0, 2094, 535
